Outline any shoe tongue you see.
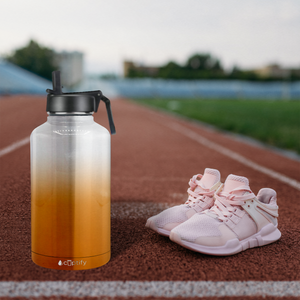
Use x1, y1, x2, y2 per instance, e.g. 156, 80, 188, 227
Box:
197, 168, 220, 190
223, 174, 249, 194
188, 169, 220, 207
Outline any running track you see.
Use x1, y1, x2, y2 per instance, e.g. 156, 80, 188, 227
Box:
0, 95, 300, 299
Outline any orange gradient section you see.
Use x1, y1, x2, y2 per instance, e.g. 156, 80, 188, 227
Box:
31, 171, 110, 270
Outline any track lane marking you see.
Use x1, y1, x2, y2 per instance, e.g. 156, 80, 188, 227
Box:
166, 122, 300, 191
0, 137, 30, 158
1, 281, 299, 297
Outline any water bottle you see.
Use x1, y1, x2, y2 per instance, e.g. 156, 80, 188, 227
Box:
30, 71, 116, 270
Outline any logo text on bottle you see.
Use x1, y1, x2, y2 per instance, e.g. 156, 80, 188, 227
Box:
58, 260, 87, 266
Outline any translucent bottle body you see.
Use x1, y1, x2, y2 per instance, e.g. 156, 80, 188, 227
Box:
31, 114, 110, 270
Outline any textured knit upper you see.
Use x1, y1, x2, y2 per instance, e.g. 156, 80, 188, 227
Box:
148, 168, 221, 230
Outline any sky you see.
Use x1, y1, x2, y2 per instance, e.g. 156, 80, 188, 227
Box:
1, 0, 300, 75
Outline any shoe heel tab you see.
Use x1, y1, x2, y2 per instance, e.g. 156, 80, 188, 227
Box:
257, 188, 277, 205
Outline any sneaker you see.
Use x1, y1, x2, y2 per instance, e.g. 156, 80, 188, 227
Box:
170, 174, 281, 255
145, 168, 222, 236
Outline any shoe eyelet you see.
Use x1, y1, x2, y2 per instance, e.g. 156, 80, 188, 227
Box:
248, 205, 250, 208
251, 200, 254, 203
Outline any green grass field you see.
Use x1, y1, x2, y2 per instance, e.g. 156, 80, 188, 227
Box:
133, 98, 300, 155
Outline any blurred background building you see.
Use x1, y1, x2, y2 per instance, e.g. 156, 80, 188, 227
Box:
55, 51, 84, 88
254, 64, 290, 79
123, 61, 159, 78
0, 40, 84, 93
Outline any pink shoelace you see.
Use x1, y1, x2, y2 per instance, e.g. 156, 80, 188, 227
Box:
208, 185, 255, 221
185, 174, 215, 207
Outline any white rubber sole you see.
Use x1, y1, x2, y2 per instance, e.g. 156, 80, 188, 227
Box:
170, 223, 281, 256
145, 218, 170, 237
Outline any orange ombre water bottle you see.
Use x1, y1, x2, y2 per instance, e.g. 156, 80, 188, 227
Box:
30, 71, 116, 270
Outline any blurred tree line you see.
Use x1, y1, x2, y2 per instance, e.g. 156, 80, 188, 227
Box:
158, 54, 225, 80
126, 53, 300, 81
5, 40, 58, 81
4, 40, 300, 81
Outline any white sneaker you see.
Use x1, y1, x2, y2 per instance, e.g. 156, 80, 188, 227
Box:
170, 174, 281, 255
145, 168, 222, 236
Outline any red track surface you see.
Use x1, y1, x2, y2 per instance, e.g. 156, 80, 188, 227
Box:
0, 95, 300, 284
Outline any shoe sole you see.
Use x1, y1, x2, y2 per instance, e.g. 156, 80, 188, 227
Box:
170, 223, 281, 256
145, 219, 170, 237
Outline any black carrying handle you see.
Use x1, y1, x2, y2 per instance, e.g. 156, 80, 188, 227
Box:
100, 95, 116, 135
64, 90, 116, 135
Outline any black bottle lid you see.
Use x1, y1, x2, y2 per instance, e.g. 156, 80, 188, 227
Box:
46, 71, 116, 134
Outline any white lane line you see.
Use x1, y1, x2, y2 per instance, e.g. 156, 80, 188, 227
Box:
167, 122, 300, 191
1, 281, 299, 297
0, 137, 30, 158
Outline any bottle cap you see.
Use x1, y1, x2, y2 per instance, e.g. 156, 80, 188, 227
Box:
46, 71, 116, 134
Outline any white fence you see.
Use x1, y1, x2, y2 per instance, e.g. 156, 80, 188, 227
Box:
76, 78, 300, 100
